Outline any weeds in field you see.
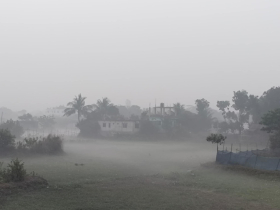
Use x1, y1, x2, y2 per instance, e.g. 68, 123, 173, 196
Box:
0, 158, 26, 182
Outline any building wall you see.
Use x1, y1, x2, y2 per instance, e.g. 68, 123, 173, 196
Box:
98, 121, 140, 136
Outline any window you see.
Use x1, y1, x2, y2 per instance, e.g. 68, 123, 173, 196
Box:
103, 123, 106, 127
135, 123, 140, 129
109, 123, 111, 128
123, 123, 128, 128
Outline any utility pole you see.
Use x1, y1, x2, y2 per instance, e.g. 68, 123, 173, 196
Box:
1, 112, 3, 124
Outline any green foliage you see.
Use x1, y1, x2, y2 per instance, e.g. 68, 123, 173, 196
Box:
195, 98, 213, 132
177, 111, 200, 134
18, 113, 33, 121
76, 119, 101, 138
231, 90, 250, 135
139, 120, 159, 137
16, 135, 63, 154
206, 133, 227, 145
260, 87, 280, 116
162, 118, 174, 137
246, 95, 261, 123
64, 94, 94, 122
0, 129, 15, 152
0, 120, 24, 138
217, 101, 230, 118
232, 90, 249, 112
269, 133, 280, 150
173, 103, 185, 117
1, 158, 26, 182
41, 135, 63, 154
94, 97, 119, 119
218, 121, 229, 133
195, 98, 210, 114
260, 108, 280, 150
260, 108, 280, 134
217, 90, 253, 135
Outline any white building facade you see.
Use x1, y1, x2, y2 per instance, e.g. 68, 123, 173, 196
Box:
98, 120, 140, 136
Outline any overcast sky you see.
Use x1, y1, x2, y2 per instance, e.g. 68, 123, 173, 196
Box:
1, 0, 280, 111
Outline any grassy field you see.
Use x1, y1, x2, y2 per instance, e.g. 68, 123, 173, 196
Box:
1, 139, 280, 210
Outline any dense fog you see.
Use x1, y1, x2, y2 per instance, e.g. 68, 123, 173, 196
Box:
1, 1, 280, 210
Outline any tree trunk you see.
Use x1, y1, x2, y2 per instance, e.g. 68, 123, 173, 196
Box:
78, 111, 81, 122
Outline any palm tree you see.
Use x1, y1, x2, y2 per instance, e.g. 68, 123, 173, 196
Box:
64, 94, 93, 122
173, 103, 185, 117
94, 98, 114, 118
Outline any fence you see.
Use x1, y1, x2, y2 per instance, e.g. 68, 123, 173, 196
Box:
216, 148, 280, 171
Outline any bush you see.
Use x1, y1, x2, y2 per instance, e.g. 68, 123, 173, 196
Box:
17, 134, 63, 154
269, 132, 280, 150
0, 120, 24, 138
41, 135, 63, 154
0, 129, 15, 152
139, 120, 160, 138
0, 158, 26, 182
76, 119, 101, 138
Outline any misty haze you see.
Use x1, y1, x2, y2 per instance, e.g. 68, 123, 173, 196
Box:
1, 1, 280, 210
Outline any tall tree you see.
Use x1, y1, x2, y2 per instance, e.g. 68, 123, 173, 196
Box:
232, 90, 249, 136
260, 87, 280, 116
64, 94, 93, 122
173, 103, 185, 117
94, 98, 118, 119
246, 94, 261, 123
216, 101, 230, 121
195, 98, 210, 114
195, 98, 212, 131
260, 108, 280, 149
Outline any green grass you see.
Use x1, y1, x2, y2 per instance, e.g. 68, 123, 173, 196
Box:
1, 140, 280, 210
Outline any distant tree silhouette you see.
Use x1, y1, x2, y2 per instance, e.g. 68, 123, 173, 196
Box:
173, 103, 185, 117
232, 90, 249, 136
93, 98, 119, 119
195, 98, 212, 131
18, 113, 33, 121
260, 108, 280, 149
0, 120, 24, 138
64, 94, 93, 122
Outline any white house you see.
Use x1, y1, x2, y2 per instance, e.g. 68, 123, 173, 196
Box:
98, 120, 140, 136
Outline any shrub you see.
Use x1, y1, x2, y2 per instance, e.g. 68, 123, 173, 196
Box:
139, 120, 159, 138
76, 119, 101, 138
41, 134, 63, 154
0, 120, 24, 138
269, 132, 280, 150
18, 135, 63, 154
0, 129, 15, 152
1, 158, 26, 182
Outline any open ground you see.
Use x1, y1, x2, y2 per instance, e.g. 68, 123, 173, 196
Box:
1, 139, 280, 210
